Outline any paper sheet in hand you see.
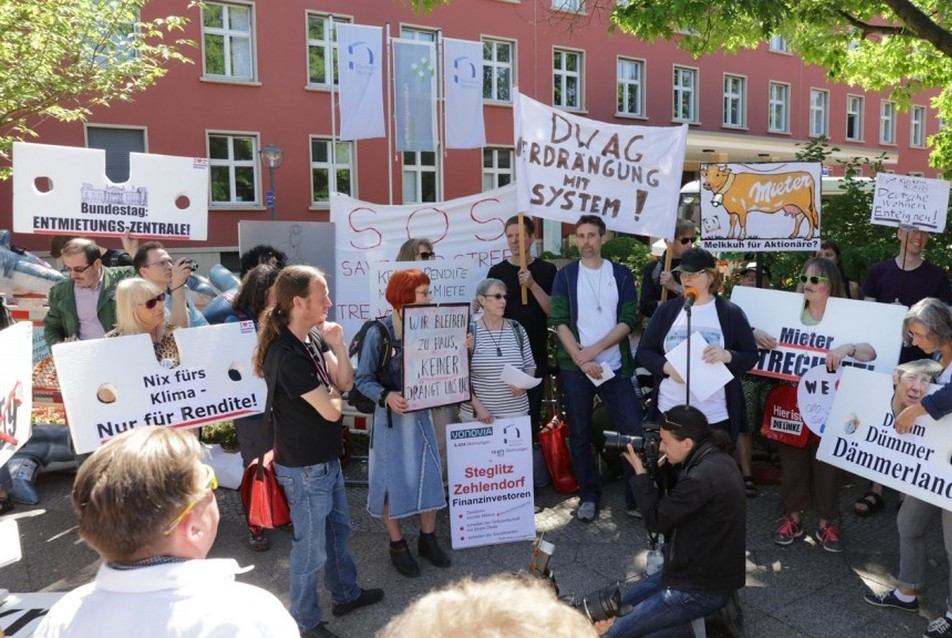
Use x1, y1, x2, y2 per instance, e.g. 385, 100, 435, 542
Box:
587, 362, 615, 387
665, 332, 733, 402
500, 364, 542, 389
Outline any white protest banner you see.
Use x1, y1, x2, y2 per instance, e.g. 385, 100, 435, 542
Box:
0, 322, 32, 467
368, 258, 477, 320
336, 23, 385, 140
13, 142, 208, 240
447, 416, 535, 549
818, 367, 952, 511
53, 323, 266, 454
0, 592, 67, 636
870, 173, 949, 232
797, 365, 843, 435
699, 162, 822, 252
513, 90, 686, 238
402, 304, 470, 411
731, 287, 904, 382
444, 38, 486, 149
329, 187, 511, 340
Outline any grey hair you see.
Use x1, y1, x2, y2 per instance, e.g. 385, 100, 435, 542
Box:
894, 358, 943, 380
474, 278, 507, 309
903, 298, 952, 347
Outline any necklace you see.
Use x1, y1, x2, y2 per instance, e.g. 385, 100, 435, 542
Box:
481, 318, 505, 357
581, 263, 603, 313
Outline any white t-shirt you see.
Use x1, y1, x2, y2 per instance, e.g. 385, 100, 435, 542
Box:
576, 260, 622, 370
657, 299, 729, 423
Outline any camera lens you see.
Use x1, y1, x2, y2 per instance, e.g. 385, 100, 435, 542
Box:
602, 430, 643, 454
572, 584, 622, 622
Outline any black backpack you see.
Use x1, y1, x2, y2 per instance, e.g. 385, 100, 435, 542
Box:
346, 319, 393, 414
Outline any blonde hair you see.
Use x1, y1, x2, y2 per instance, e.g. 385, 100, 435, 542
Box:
376, 574, 598, 638
113, 278, 166, 335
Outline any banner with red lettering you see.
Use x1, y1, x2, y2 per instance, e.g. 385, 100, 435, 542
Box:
329, 187, 513, 341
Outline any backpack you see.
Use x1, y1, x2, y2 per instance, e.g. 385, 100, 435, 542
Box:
346, 319, 393, 414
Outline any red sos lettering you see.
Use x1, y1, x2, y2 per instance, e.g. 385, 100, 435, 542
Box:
348, 207, 383, 249
470, 198, 505, 242
406, 207, 449, 243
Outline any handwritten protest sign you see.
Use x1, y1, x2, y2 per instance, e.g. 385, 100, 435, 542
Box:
797, 364, 843, 435
0, 322, 32, 467
699, 162, 822, 252
13, 142, 209, 240
818, 367, 952, 511
513, 90, 686, 238
870, 173, 949, 232
402, 304, 470, 411
447, 417, 535, 549
368, 258, 477, 319
53, 323, 266, 454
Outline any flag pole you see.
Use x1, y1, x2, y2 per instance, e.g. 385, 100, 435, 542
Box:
385, 23, 394, 205
329, 16, 338, 201
436, 30, 445, 200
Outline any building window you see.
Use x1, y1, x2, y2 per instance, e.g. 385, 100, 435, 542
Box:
809, 89, 828, 137
306, 13, 349, 87
208, 134, 258, 205
552, 0, 583, 11
911, 105, 926, 148
908, 171, 924, 177
722, 74, 745, 128
768, 35, 789, 52
846, 95, 864, 141
768, 82, 789, 133
672, 66, 697, 123
482, 147, 512, 191
880, 101, 897, 144
616, 58, 644, 117
400, 26, 437, 42
402, 151, 439, 203
553, 48, 582, 110
86, 127, 146, 183
483, 38, 514, 103
202, 2, 254, 81
310, 138, 354, 205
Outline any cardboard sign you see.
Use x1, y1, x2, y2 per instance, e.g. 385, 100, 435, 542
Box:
699, 162, 823, 252
447, 417, 535, 549
402, 304, 470, 411
0, 322, 32, 467
732, 287, 904, 382
0, 592, 67, 637
53, 323, 266, 454
513, 90, 686, 238
368, 258, 477, 320
329, 188, 510, 341
818, 367, 952, 511
13, 142, 208, 240
797, 365, 843, 435
871, 173, 949, 232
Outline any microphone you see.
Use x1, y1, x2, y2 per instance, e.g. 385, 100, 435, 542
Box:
683, 286, 699, 310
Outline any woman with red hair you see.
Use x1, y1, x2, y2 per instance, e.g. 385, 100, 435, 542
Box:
354, 269, 450, 578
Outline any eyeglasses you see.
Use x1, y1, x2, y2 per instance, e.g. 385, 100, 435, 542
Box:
61, 263, 94, 275
900, 372, 933, 387
163, 464, 218, 536
148, 258, 174, 268
799, 274, 830, 285
415, 289, 432, 297
141, 292, 167, 310
418, 252, 435, 260
906, 329, 930, 341
678, 237, 697, 245
482, 293, 508, 300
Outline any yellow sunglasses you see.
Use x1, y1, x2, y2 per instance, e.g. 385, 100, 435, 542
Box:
163, 464, 218, 536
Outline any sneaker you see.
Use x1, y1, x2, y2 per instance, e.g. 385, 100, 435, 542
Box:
815, 524, 843, 553
772, 516, 803, 546
247, 527, 270, 552
925, 615, 952, 638
577, 501, 597, 523
626, 508, 643, 518
863, 590, 919, 612
331, 587, 384, 617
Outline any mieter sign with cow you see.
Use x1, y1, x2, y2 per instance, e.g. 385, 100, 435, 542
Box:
698, 162, 822, 252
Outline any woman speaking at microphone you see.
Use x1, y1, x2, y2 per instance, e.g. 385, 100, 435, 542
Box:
637, 248, 759, 444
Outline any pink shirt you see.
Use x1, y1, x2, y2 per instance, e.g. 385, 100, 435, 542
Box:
74, 273, 105, 340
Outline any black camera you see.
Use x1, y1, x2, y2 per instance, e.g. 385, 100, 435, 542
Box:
565, 583, 630, 622
183, 259, 199, 271
602, 422, 661, 477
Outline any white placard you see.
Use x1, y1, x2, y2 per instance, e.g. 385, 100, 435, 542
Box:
818, 367, 952, 511
447, 417, 535, 549
0, 517, 20, 569
871, 173, 949, 232
1, 322, 32, 467
368, 258, 478, 320
13, 142, 209, 240
664, 331, 734, 403
330, 188, 511, 341
731, 287, 904, 381
53, 323, 266, 454
513, 90, 686, 238
0, 592, 67, 636
699, 162, 823, 252
797, 365, 843, 435
402, 304, 470, 411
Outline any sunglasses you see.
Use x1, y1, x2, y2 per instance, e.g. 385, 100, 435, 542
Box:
482, 293, 508, 300
163, 464, 218, 536
678, 237, 697, 245
418, 252, 435, 260
61, 263, 94, 275
799, 274, 829, 285
142, 292, 167, 309
416, 289, 432, 297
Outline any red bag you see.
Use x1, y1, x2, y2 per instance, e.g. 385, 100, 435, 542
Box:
760, 383, 815, 448
539, 416, 579, 494
240, 450, 291, 529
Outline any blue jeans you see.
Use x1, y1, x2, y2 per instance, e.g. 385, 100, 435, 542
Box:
606, 571, 729, 638
561, 369, 643, 508
274, 459, 361, 632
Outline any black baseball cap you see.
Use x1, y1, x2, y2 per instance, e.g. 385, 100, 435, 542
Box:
672, 249, 716, 274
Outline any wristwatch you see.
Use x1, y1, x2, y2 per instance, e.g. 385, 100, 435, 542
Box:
378, 390, 391, 408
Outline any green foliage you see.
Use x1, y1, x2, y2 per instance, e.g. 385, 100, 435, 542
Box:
201, 421, 239, 452
601, 234, 652, 278
0, 0, 196, 179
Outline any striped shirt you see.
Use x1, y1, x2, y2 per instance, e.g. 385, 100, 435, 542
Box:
463, 319, 535, 418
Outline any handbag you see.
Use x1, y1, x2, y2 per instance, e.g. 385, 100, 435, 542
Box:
240, 449, 291, 528
539, 415, 579, 494
760, 382, 814, 448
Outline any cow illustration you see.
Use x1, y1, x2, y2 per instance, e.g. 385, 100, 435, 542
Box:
700, 165, 819, 241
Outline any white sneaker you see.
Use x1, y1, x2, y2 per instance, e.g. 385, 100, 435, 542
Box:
577, 501, 597, 522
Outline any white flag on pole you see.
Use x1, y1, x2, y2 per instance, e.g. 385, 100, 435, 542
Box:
443, 38, 486, 149
336, 23, 385, 140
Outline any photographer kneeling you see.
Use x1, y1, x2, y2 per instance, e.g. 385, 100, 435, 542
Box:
598, 405, 746, 638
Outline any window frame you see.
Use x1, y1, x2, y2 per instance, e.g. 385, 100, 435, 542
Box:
910, 105, 926, 148
672, 65, 699, 124
768, 35, 790, 53
201, 1, 256, 82
207, 131, 260, 208
616, 56, 646, 119
305, 12, 351, 89
846, 94, 864, 141
551, 0, 584, 12
482, 146, 513, 191
309, 136, 355, 207
482, 37, 515, 104
402, 150, 441, 204
84, 124, 148, 184
767, 81, 790, 133
880, 100, 897, 145
809, 88, 829, 138
552, 47, 584, 111
722, 73, 746, 129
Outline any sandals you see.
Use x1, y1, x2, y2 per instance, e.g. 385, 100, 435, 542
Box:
854, 491, 884, 517
743, 476, 758, 498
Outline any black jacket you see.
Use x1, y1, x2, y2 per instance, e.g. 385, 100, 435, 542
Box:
630, 439, 746, 593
